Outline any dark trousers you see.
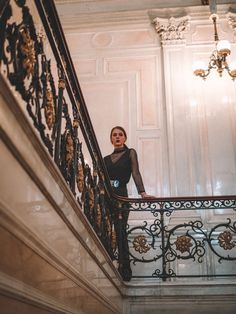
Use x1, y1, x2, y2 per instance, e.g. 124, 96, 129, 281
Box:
113, 186, 132, 281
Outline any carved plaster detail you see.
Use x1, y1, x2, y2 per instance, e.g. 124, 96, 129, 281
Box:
227, 12, 236, 40
153, 16, 190, 45
92, 32, 113, 48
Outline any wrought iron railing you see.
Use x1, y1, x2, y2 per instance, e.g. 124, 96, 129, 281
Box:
0, 0, 116, 260
116, 197, 236, 280
1, 0, 235, 282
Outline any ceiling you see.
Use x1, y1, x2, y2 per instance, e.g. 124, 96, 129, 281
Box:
54, 0, 236, 15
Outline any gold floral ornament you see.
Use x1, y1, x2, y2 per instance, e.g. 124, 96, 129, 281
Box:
100, 173, 105, 181
66, 132, 74, 167
133, 235, 150, 254
37, 25, 46, 42
89, 188, 94, 208
76, 163, 84, 193
20, 28, 36, 78
175, 235, 193, 253
58, 78, 65, 89
106, 215, 112, 238
96, 204, 102, 227
73, 119, 79, 129
44, 89, 55, 130
218, 230, 235, 250
93, 169, 98, 177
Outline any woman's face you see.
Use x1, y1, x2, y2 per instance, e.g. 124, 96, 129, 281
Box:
111, 128, 126, 148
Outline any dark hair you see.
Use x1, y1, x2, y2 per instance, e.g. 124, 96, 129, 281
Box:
110, 126, 127, 142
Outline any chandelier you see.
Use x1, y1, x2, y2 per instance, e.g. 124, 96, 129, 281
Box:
193, 13, 236, 80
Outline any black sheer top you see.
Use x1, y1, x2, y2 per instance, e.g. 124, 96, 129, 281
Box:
104, 145, 145, 196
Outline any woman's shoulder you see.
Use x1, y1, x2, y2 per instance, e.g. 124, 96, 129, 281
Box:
104, 154, 111, 160
129, 148, 138, 157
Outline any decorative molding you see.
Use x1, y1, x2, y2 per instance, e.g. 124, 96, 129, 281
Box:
0, 272, 77, 314
227, 11, 236, 40
0, 200, 122, 313
153, 16, 190, 45
92, 32, 113, 48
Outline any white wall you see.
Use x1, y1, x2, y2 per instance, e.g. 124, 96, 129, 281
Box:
58, 4, 236, 199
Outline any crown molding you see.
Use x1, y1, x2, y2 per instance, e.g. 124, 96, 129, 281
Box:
55, 3, 236, 30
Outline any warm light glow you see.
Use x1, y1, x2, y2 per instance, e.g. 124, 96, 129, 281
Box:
217, 40, 231, 51
190, 99, 198, 107
222, 95, 230, 104
192, 61, 206, 72
229, 61, 236, 71
229, 61, 236, 77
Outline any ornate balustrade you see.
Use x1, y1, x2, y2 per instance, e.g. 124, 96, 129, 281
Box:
0, 0, 235, 282
113, 196, 236, 280
0, 0, 115, 260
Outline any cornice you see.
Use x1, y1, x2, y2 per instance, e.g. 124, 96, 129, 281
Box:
56, 4, 236, 30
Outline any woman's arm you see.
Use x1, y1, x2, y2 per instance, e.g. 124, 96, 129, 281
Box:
129, 148, 145, 194
130, 149, 155, 198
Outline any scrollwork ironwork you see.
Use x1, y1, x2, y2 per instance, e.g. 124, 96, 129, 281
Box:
165, 221, 206, 263
1, 2, 56, 155
207, 219, 236, 262
127, 198, 236, 212
1, 0, 236, 282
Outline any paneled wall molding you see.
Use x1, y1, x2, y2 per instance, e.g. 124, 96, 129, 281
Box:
153, 16, 190, 45
55, 0, 236, 200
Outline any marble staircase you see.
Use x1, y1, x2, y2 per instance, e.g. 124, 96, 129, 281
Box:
1, 73, 236, 314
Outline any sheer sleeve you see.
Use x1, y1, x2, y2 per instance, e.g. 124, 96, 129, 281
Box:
129, 148, 145, 194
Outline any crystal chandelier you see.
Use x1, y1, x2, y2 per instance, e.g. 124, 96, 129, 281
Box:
193, 13, 236, 80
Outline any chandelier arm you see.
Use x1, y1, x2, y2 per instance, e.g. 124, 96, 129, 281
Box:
193, 10, 235, 80
201, 68, 211, 79
225, 66, 236, 81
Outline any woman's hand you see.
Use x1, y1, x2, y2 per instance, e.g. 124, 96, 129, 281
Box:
140, 192, 156, 199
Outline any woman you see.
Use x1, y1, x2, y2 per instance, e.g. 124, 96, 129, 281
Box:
104, 126, 152, 281
104, 126, 151, 198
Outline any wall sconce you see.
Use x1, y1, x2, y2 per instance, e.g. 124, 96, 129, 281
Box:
193, 14, 236, 80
